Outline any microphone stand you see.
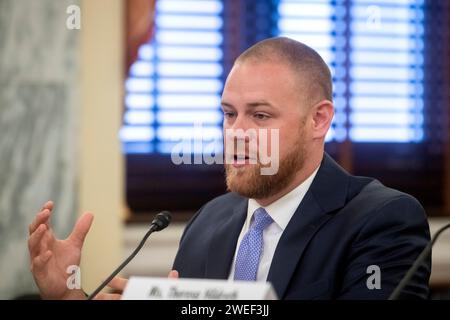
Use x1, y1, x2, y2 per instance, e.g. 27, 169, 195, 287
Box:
87, 211, 172, 300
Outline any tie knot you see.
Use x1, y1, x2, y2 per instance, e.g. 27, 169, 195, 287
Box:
251, 207, 273, 231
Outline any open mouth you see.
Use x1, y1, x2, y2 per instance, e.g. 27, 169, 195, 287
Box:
230, 154, 257, 167
233, 155, 250, 162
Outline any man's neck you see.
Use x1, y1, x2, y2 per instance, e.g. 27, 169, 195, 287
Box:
254, 151, 323, 207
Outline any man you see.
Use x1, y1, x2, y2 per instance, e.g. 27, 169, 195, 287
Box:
28, 37, 431, 300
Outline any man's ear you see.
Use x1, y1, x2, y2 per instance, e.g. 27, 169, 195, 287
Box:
311, 100, 334, 140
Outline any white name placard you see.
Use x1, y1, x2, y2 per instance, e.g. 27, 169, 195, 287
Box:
121, 276, 278, 300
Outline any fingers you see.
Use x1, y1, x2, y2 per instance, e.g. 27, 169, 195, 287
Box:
30, 250, 52, 275
68, 212, 94, 248
93, 293, 122, 300
107, 276, 128, 292
28, 224, 47, 259
40, 201, 54, 212
39, 228, 54, 255
168, 270, 179, 279
29, 209, 51, 236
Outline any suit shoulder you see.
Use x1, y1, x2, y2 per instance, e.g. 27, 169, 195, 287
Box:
355, 179, 423, 210
341, 178, 427, 230
352, 182, 430, 247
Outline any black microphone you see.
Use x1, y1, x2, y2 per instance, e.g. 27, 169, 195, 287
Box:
87, 211, 172, 300
389, 223, 450, 300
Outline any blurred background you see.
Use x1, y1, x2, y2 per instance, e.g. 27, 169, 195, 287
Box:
0, 0, 449, 299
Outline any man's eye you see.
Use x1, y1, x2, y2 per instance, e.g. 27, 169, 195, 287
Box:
253, 113, 269, 120
224, 112, 236, 119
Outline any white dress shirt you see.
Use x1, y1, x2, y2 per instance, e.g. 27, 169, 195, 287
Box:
228, 166, 320, 281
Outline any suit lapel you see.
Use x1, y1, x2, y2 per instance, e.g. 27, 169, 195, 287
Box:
267, 153, 350, 298
205, 197, 247, 279
267, 192, 333, 298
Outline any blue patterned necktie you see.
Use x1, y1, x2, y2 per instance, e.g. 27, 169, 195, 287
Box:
234, 207, 273, 281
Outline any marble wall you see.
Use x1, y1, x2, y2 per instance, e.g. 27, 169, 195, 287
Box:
0, 0, 80, 299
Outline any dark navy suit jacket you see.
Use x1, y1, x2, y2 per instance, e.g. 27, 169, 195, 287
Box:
173, 153, 431, 299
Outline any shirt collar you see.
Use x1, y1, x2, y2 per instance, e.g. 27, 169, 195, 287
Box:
247, 165, 320, 231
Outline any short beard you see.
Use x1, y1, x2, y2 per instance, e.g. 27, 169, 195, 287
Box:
225, 128, 306, 200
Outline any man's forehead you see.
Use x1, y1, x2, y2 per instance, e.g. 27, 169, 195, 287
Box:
224, 60, 299, 93
222, 67, 298, 103
221, 86, 275, 105
229, 59, 291, 77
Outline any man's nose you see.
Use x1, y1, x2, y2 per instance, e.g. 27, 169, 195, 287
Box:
230, 114, 251, 131
224, 116, 256, 144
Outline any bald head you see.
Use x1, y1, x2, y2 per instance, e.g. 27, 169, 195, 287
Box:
234, 37, 332, 106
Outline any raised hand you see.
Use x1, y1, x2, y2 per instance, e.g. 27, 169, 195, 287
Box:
28, 201, 94, 300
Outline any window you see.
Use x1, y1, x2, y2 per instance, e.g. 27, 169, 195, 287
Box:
349, 0, 424, 142
123, 0, 447, 217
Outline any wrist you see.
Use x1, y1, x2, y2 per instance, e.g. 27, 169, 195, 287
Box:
62, 289, 87, 300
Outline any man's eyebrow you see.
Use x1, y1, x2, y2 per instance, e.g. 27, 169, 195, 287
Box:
221, 101, 275, 108
221, 102, 234, 108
